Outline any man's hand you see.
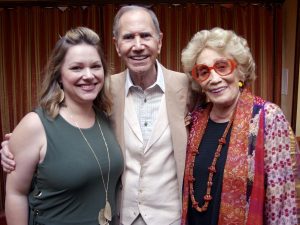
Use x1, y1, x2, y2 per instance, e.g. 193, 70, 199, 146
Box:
1, 133, 16, 173
184, 113, 192, 127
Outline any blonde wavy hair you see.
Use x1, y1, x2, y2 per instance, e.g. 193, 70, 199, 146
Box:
181, 27, 256, 87
39, 27, 112, 118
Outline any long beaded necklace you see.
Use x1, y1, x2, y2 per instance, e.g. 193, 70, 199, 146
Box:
69, 111, 112, 225
188, 109, 235, 213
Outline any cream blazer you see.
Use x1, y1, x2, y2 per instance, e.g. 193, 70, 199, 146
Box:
109, 65, 190, 220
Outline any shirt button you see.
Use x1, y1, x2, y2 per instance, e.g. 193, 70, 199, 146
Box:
144, 122, 148, 127
144, 98, 147, 103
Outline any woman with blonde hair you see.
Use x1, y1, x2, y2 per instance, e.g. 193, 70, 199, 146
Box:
5, 27, 123, 225
181, 27, 299, 225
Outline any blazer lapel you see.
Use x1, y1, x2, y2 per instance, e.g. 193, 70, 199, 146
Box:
163, 67, 189, 190
110, 72, 126, 153
144, 96, 168, 152
124, 95, 144, 144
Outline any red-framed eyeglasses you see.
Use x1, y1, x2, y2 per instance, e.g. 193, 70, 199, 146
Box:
191, 58, 237, 83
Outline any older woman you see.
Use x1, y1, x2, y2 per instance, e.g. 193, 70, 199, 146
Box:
181, 27, 299, 225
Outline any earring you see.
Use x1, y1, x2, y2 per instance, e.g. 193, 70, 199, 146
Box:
58, 89, 64, 104
58, 82, 64, 104
238, 81, 244, 90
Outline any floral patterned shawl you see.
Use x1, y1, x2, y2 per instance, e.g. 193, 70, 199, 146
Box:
181, 89, 299, 225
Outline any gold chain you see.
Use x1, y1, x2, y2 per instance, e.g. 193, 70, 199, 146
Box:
67, 109, 112, 224
69, 113, 111, 202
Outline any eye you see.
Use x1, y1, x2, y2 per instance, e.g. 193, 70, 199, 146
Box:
197, 65, 210, 77
91, 64, 102, 69
214, 60, 230, 72
122, 33, 135, 40
140, 32, 152, 39
70, 66, 82, 71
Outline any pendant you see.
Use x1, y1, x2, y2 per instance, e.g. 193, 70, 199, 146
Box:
104, 201, 112, 221
98, 201, 111, 225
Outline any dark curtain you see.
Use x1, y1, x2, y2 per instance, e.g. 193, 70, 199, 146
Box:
0, 2, 282, 212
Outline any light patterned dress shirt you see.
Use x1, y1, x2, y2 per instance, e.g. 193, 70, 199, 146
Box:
125, 62, 165, 146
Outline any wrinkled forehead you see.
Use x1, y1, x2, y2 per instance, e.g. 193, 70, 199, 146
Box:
118, 9, 158, 36
196, 48, 229, 65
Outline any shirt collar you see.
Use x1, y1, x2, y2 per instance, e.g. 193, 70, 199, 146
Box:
125, 60, 165, 96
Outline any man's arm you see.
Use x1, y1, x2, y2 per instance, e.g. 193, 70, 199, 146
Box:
1, 133, 16, 173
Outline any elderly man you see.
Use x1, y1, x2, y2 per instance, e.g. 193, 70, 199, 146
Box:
1, 5, 190, 225
110, 6, 190, 225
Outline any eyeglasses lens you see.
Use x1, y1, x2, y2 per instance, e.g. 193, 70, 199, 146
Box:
193, 59, 233, 82
214, 60, 231, 75
196, 65, 210, 80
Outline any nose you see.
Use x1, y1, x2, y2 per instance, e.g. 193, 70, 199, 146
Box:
132, 36, 144, 50
83, 68, 93, 79
208, 69, 222, 83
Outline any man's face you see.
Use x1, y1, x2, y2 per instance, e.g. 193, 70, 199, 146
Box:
114, 9, 163, 77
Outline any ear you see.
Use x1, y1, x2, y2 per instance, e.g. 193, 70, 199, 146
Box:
157, 32, 163, 54
113, 37, 121, 57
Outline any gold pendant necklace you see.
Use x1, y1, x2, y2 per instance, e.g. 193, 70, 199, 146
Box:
69, 111, 112, 225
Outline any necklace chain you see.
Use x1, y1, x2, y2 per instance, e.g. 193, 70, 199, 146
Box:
67, 110, 112, 224
74, 117, 111, 201
188, 109, 236, 213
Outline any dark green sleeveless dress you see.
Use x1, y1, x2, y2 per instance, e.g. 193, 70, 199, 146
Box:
28, 108, 123, 225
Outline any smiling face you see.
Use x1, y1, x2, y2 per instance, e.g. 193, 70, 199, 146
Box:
113, 9, 162, 81
60, 44, 104, 107
195, 48, 241, 108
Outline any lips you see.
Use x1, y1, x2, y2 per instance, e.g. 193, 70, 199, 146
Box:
130, 55, 148, 61
209, 86, 227, 94
78, 83, 97, 91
